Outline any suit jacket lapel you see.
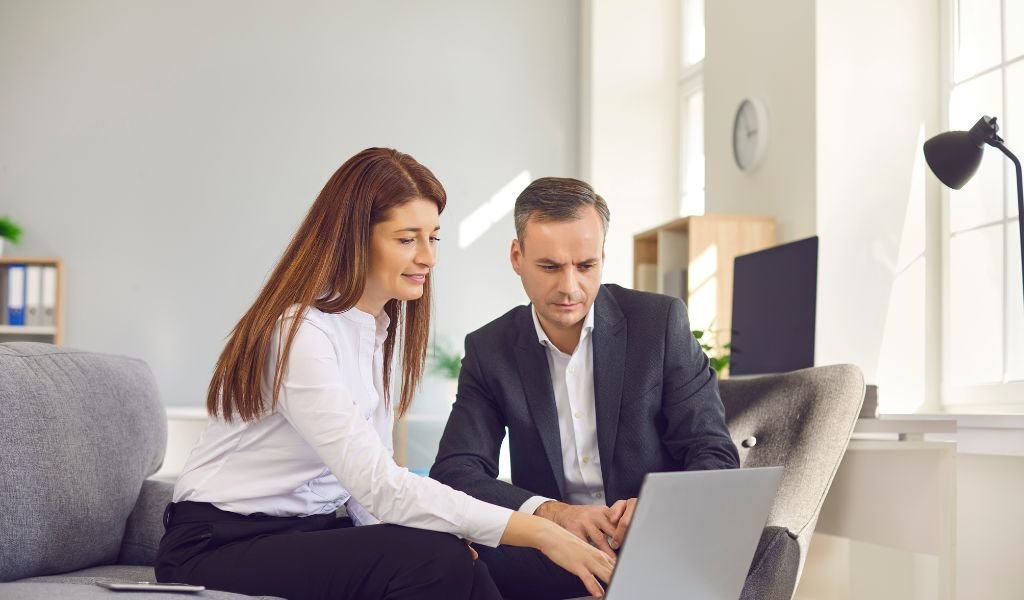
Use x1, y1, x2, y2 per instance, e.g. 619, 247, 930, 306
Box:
515, 307, 567, 499
593, 286, 626, 495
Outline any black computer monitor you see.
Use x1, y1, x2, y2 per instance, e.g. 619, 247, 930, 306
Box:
729, 236, 818, 376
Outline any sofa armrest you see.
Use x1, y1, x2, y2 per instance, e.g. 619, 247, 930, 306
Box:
118, 479, 174, 566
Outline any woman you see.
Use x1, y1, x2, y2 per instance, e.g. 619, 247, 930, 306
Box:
155, 148, 614, 600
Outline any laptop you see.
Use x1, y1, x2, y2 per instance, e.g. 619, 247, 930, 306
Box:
572, 466, 783, 600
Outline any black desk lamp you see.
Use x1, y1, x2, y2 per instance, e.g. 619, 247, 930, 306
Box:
924, 116, 1024, 307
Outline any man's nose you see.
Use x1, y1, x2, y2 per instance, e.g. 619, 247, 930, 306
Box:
557, 268, 579, 296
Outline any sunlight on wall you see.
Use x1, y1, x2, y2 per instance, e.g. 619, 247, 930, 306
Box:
680, 90, 706, 217
876, 124, 928, 412
458, 170, 532, 249
687, 244, 718, 330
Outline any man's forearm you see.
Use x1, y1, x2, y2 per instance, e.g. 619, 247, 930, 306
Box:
533, 499, 565, 521
430, 457, 538, 510
521, 495, 555, 516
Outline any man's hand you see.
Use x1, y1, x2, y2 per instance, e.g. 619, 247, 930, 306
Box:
607, 498, 637, 550
535, 501, 619, 558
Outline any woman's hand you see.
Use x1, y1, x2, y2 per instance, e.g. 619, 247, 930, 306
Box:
500, 512, 615, 597
536, 520, 616, 597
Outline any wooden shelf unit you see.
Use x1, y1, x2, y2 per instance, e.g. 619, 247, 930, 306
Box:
0, 257, 65, 345
632, 215, 775, 348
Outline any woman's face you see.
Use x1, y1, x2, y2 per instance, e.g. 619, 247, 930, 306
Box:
358, 197, 440, 315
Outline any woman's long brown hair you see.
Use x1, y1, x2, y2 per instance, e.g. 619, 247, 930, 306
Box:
207, 147, 445, 422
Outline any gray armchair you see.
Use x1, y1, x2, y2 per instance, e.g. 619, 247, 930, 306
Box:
0, 342, 275, 599
722, 364, 865, 600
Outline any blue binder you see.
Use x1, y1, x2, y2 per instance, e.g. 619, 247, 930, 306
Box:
7, 264, 26, 326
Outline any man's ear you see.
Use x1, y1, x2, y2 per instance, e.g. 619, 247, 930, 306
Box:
510, 238, 523, 275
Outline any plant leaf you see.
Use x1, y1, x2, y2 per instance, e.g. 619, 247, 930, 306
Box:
0, 217, 22, 244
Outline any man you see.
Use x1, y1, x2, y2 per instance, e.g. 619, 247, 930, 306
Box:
430, 177, 740, 599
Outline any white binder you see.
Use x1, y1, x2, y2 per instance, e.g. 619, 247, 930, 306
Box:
25, 266, 42, 326
41, 266, 57, 327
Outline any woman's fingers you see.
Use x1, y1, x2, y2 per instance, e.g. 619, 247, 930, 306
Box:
566, 541, 616, 596
578, 571, 605, 598
592, 551, 615, 583
578, 540, 615, 590
544, 521, 616, 596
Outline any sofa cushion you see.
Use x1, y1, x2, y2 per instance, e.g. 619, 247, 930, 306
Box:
19, 564, 160, 584
0, 343, 167, 581
14, 565, 281, 599
119, 479, 175, 566
0, 581, 280, 599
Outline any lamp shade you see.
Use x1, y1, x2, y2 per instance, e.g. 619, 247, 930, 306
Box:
923, 130, 985, 190
925, 115, 1024, 314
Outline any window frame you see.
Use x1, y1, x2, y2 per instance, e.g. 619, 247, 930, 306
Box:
678, 0, 705, 217
940, 0, 1024, 413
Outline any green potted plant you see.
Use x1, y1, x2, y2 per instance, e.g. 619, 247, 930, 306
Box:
428, 338, 462, 405
0, 216, 22, 257
692, 326, 731, 376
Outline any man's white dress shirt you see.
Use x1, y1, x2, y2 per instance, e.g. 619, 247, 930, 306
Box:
519, 304, 606, 514
173, 306, 512, 547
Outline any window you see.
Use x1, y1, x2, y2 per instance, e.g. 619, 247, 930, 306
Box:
679, 0, 705, 217
942, 0, 1024, 410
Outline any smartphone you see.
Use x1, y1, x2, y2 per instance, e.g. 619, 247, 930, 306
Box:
95, 581, 205, 593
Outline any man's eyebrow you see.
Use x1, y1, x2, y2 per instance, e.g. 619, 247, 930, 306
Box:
534, 258, 599, 265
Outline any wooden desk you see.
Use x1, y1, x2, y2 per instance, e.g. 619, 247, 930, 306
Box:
797, 418, 957, 600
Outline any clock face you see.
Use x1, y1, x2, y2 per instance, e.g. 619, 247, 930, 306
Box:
732, 98, 767, 171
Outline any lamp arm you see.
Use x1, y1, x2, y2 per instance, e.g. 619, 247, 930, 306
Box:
989, 139, 1024, 310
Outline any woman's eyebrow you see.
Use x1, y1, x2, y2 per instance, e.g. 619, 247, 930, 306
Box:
393, 226, 441, 233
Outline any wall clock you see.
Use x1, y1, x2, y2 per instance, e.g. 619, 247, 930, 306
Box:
732, 98, 769, 171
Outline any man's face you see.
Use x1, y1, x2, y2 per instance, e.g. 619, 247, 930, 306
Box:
511, 206, 605, 335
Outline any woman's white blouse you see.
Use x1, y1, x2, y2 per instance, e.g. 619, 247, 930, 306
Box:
172, 306, 512, 547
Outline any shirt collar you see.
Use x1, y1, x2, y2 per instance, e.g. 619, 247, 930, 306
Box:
341, 306, 391, 344
531, 302, 596, 351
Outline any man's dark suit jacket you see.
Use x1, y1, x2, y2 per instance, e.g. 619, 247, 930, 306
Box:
430, 283, 740, 509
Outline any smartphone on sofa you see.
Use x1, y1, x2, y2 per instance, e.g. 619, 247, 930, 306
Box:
95, 581, 205, 593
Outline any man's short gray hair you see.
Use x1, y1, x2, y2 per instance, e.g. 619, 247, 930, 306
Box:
513, 177, 610, 243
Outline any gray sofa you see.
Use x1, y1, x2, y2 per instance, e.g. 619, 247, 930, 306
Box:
0, 342, 275, 599
0, 342, 861, 600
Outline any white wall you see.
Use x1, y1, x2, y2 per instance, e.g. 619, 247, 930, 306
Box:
815, 0, 942, 412
705, 0, 941, 412
704, 0, 818, 244
0, 0, 579, 406
581, 0, 680, 285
